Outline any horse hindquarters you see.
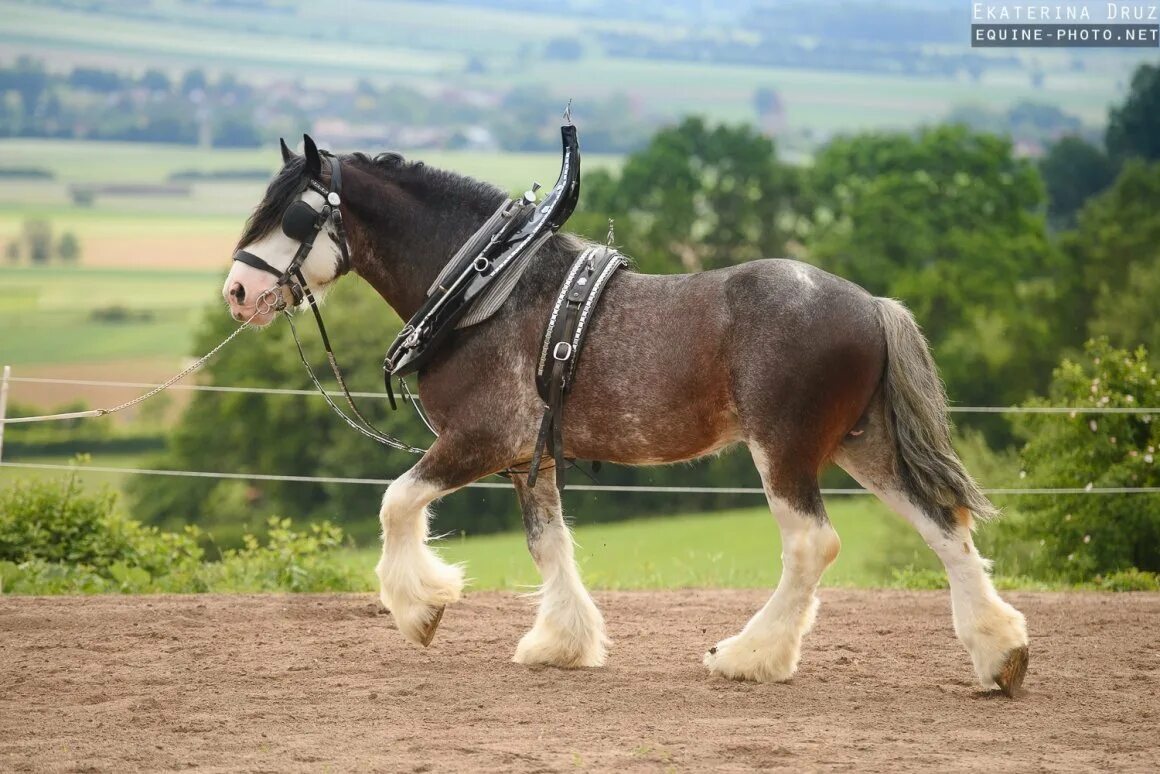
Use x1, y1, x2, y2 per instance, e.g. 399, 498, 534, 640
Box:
835, 298, 1029, 695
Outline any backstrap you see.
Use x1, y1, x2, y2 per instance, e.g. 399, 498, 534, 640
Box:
528, 245, 626, 493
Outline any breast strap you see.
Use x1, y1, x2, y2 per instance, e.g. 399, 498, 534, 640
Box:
528, 245, 627, 493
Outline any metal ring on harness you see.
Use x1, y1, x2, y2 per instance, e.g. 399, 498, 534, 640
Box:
552, 342, 573, 361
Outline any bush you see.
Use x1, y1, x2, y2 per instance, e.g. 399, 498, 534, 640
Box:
202, 518, 365, 593
0, 475, 201, 578
1094, 568, 1160, 592
1005, 339, 1160, 582
0, 477, 367, 594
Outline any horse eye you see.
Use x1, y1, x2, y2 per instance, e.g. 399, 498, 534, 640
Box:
282, 200, 320, 241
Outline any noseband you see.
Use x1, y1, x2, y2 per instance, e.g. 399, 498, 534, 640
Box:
232, 153, 352, 312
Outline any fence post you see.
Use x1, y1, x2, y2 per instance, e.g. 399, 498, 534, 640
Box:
0, 365, 10, 463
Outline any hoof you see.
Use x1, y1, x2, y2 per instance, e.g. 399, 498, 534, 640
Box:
702, 635, 797, 683
993, 645, 1029, 697
417, 605, 445, 648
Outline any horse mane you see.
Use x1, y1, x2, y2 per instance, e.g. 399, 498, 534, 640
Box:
347, 151, 509, 216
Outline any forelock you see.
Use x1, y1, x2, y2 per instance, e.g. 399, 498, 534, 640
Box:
235, 157, 309, 250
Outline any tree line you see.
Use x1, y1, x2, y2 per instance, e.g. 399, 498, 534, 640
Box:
0, 57, 652, 153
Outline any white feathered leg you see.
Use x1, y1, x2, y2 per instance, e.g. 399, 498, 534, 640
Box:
866, 485, 1028, 691
704, 445, 840, 682
512, 473, 608, 668
375, 470, 464, 647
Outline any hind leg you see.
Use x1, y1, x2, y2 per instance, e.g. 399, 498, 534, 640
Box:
836, 427, 1028, 693
704, 444, 841, 682
511, 471, 608, 668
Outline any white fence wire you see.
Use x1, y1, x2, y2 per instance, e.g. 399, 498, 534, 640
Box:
2, 372, 1158, 497
5, 375, 1160, 414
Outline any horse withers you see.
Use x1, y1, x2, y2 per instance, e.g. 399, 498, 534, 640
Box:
222, 136, 1029, 695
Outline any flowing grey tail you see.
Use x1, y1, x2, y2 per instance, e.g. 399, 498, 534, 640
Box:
873, 297, 998, 523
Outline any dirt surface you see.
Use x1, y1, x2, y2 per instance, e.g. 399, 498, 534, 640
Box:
2, 590, 1158, 772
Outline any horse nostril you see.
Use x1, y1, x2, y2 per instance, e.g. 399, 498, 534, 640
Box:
229, 282, 246, 304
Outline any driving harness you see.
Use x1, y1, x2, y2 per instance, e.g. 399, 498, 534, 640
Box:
528, 244, 626, 491
383, 124, 582, 380
235, 124, 625, 490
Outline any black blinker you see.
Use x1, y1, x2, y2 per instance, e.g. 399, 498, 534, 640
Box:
282, 200, 321, 242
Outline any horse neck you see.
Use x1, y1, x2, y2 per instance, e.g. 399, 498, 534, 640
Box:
341, 164, 501, 321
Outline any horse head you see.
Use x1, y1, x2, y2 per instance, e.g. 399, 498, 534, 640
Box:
223, 134, 350, 326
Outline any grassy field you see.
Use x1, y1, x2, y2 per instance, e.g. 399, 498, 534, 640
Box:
0, 139, 623, 191
0, 140, 624, 276
340, 499, 945, 591
1, 1, 1142, 135
0, 266, 219, 367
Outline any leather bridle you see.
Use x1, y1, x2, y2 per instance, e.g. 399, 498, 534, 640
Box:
230, 151, 426, 454
231, 153, 352, 313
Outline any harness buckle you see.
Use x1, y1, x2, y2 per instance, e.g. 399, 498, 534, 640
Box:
553, 341, 573, 362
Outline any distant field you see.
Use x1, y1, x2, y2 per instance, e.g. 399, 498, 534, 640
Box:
0, 266, 218, 368
0, 139, 622, 191
0, 140, 624, 272
0, 1, 1140, 135
342, 498, 946, 591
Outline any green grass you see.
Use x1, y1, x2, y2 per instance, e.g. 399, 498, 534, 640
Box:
0, 265, 220, 366
342, 499, 947, 591
0, 141, 624, 235
0, 454, 143, 491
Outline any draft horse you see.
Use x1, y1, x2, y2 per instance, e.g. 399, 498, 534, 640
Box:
222, 136, 1029, 694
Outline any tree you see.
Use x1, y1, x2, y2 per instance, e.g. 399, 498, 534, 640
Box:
22, 219, 52, 265
1010, 339, 1160, 581
577, 117, 800, 273
56, 232, 80, 264
68, 66, 123, 93
1107, 63, 1160, 162
1038, 136, 1118, 229
213, 115, 262, 148
140, 68, 171, 93
180, 68, 208, 97
1089, 258, 1160, 356
1058, 160, 1160, 350
9, 56, 48, 123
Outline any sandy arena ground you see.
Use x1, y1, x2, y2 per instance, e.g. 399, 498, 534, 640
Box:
2, 589, 1158, 772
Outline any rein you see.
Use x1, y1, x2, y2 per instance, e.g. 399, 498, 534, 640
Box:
232, 152, 426, 455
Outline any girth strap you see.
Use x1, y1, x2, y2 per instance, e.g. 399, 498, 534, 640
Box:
528, 245, 626, 493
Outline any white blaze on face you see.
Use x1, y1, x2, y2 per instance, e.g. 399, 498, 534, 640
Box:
222, 187, 343, 327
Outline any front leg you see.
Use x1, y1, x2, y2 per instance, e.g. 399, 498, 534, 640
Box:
375, 436, 496, 647
511, 471, 609, 668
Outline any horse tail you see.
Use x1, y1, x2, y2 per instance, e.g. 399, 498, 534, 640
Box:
873, 297, 998, 522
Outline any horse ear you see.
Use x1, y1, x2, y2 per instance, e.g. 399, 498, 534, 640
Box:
302, 133, 322, 178
279, 137, 294, 163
